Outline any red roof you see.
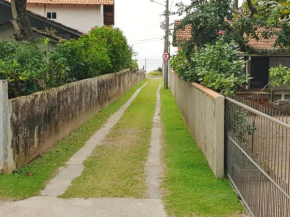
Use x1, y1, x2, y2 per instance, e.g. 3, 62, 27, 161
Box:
6, 0, 113, 5
174, 20, 285, 52
174, 20, 191, 42
246, 28, 280, 50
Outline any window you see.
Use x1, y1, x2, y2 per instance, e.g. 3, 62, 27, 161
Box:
47, 12, 57, 19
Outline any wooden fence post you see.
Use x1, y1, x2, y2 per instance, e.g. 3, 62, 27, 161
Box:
270, 89, 274, 102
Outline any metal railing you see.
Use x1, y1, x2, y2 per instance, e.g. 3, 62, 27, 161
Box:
238, 89, 290, 102
231, 94, 290, 125
225, 97, 290, 217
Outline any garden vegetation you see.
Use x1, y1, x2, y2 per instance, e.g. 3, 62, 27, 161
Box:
0, 26, 137, 98
172, 0, 290, 94
270, 64, 290, 88
171, 34, 248, 95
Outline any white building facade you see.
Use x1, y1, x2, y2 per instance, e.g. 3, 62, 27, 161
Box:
11, 0, 114, 33
27, 4, 104, 33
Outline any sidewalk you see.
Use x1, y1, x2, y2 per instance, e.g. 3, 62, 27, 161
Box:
0, 79, 166, 217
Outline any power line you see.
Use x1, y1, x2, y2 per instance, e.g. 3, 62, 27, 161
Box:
129, 37, 163, 43
130, 39, 163, 45
130, 39, 164, 45
151, 0, 165, 6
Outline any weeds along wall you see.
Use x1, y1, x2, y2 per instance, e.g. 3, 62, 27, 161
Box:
0, 69, 145, 173
170, 70, 225, 178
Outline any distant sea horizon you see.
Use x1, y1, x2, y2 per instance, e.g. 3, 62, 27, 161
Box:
137, 59, 163, 73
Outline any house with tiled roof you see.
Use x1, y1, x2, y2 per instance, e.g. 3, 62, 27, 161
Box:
174, 20, 290, 90
0, 0, 82, 42
4, 0, 114, 33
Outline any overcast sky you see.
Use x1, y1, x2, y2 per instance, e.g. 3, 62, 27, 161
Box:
115, 0, 243, 60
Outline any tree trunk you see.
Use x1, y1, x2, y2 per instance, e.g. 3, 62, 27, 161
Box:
11, 0, 35, 42
234, 0, 239, 10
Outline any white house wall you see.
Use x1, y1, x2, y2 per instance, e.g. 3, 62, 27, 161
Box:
100, 5, 104, 26
27, 4, 103, 33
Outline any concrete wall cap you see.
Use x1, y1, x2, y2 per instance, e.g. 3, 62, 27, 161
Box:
191, 82, 224, 99
170, 71, 224, 99
8, 69, 141, 102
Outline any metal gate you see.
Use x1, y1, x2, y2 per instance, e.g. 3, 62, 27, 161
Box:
225, 97, 290, 217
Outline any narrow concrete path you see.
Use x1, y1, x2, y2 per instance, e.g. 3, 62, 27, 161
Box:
0, 197, 166, 217
145, 85, 163, 199
0, 80, 167, 217
41, 83, 147, 197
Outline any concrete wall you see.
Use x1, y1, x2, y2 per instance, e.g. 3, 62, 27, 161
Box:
170, 71, 225, 178
0, 81, 15, 174
0, 81, 7, 173
0, 69, 144, 172
27, 4, 103, 33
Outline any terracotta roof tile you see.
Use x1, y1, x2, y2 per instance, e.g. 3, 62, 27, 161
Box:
247, 28, 280, 50
174, 20, 285, 51
7, 0, 113, 5
174, 20, 191, 42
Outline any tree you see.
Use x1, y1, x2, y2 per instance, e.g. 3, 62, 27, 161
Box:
176, 0, 290, 53
11, 0, 35, 42
176, 0, 238, 53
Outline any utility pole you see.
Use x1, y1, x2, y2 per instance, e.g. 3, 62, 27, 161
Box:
152, 0, 169, 88
164, 0, 169, 89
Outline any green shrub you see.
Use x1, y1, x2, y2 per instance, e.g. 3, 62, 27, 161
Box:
170, 50, 198, 82
194, 38, 247, 95
156, 67, 162, 72
270, 64, 290, 88
0, 40, 70, 98
52, 34, 110, 80
51, 26, 135, 80
130, 59, 139, 70
0, 41, 42, 98
0, 26, 136, 98
171, 37, 248, 95
90, 26, 134, 73
0, 40, 61, 98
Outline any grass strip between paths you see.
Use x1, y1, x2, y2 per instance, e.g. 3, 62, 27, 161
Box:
160, 88, 245, 217
0, 80, 147, 200
61, 79, 162, 198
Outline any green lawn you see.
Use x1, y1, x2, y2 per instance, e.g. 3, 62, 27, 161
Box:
0, 80, 146, 200
160, 87, 245, 217
61, 79, 162, 198
147, 70, 163, 77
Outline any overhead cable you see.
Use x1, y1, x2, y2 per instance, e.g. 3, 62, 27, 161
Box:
130, 39, 164, 45
129, 37, 163, 43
